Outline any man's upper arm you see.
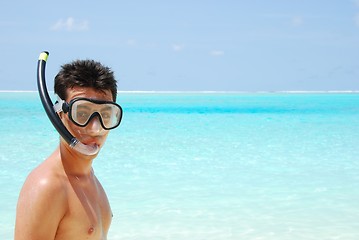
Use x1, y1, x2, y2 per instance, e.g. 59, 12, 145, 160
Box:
15, 173, 66, 240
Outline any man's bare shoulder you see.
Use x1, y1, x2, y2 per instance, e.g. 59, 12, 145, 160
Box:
15, 151, 68, 239
22, 152, 67, 197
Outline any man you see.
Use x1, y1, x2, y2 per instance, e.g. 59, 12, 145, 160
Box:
15, 59, 122, 239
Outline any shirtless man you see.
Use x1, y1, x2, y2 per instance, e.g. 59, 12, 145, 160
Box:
15, 59, 122, 239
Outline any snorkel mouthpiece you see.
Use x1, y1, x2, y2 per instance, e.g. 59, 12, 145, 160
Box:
37, 51, 99, 155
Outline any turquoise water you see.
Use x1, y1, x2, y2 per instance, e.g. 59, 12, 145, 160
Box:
1, 92, 359, 239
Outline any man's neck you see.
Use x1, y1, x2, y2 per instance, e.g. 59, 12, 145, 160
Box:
59, 144, 96, 177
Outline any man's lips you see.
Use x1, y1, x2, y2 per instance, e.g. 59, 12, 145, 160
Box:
80, 137, 101, 147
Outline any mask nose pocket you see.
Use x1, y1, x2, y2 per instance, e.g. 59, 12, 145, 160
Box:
86, 112, 105, 133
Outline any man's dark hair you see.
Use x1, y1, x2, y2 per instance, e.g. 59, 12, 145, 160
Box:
54, 60, 117, 101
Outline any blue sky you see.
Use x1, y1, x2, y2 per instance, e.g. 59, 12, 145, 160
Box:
1, 0, 359, 91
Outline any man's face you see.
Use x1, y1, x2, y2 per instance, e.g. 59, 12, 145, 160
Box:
60, 86, 114, 150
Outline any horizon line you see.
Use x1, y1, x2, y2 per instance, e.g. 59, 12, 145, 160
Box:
1, 90, 359, 94
121, 90, 359, 94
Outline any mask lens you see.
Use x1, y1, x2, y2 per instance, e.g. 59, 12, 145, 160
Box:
70, 98, 122, 129
71, 99, 94, 126
98, 104, 122, 129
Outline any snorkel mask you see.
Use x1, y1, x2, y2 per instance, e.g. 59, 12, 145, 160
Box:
54, 97, 122, 130
37, 51, 122, 155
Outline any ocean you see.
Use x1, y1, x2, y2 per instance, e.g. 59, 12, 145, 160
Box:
1, 92, 359, 239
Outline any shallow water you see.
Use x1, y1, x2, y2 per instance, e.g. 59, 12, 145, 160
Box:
1, 92, 359, 239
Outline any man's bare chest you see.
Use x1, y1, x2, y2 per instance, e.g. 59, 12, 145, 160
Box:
55, 177, 112, 239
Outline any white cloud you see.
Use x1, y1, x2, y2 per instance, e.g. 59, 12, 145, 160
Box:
172, 43, 184, 52
50, 17, 89, 31
209, 50, 224, 56
291, 16, 304, 27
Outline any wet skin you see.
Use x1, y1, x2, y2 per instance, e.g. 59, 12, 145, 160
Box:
15, 87, 113, 240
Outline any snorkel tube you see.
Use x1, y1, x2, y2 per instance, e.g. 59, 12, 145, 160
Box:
37, 51, 99, 155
